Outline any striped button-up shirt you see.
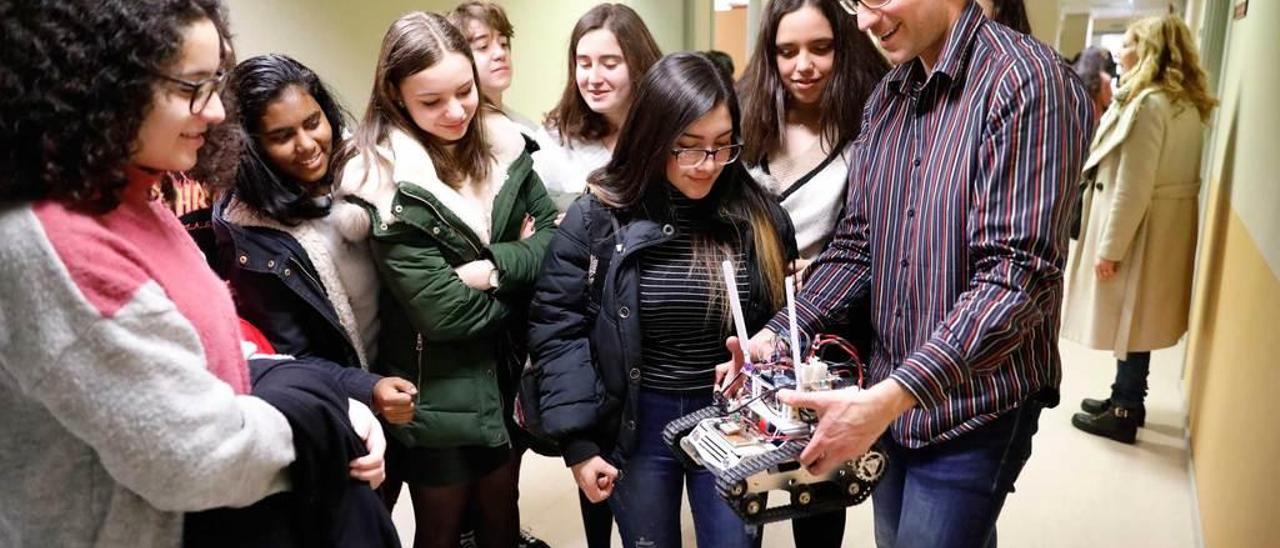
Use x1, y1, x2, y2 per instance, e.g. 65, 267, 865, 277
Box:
768, 3, 1095, 448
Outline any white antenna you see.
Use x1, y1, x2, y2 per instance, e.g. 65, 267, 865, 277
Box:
785, 275, 801, 368
721, 260, 752, 364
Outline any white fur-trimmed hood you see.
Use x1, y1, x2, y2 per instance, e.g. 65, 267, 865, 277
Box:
338, 112, 527, 244
221, 196, 371, 369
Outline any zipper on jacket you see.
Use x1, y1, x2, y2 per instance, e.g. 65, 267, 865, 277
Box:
415, 333, 425, 403
599, 225, 674, 305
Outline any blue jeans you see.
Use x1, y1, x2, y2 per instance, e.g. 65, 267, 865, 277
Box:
873, 401, 1043, 548
609, 389, 756, 548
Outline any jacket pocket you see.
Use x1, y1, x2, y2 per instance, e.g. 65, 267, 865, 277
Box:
390, 409, 498, 448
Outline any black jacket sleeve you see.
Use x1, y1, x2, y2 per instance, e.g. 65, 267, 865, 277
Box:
185, 357, 398, 548
303, 357, 381, 408
526, 198, 608, 466
222, 263, 381, 406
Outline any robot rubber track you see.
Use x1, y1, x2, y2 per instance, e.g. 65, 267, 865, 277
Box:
660, 403, 723, 470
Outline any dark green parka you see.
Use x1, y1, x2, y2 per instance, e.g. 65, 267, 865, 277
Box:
343, 115, 558, 449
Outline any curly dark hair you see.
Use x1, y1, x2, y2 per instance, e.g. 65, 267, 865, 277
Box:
0, 0, 230, 212
223, 54, 350, 224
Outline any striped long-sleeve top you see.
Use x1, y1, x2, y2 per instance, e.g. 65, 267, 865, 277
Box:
638, 189, 749, 392
767, 2, 1095, 448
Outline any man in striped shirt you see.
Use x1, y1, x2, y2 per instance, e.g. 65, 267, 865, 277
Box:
717, 1, 1094, 545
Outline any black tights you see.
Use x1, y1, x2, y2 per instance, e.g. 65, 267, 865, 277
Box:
405, 457, 519, 548
578, 489, 614, 548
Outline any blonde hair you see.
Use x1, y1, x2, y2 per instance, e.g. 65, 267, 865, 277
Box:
1117, 14, 1217, 121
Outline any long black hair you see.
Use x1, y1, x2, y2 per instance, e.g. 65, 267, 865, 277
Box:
590, 52, 790, 314
0, 0, 229, 212
227, 54, 349, 223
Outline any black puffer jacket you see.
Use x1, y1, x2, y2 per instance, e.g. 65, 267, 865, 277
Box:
527, 189, 798, 467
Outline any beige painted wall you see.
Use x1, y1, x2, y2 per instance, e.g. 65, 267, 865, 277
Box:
1025, 0, 1061, 48
1057, 12, 1090, 58
224, 0, 702, 124
226, 0, 453, 116
686, 0, 715, 52
1183, 1, 1280, 546
1185, 212, 1280, 547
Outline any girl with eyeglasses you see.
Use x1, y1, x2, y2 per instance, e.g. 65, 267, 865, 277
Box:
527, 52, 798, 548
0, 0, 387, 544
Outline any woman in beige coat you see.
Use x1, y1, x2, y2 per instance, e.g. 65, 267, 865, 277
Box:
1065, 14, 1216, 443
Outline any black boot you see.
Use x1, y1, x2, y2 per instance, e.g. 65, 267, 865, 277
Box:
518, 529, 550, 548
1072, 406, 1139, 444
1079, 397, 1145, 427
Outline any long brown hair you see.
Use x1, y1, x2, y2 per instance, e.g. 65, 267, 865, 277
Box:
592, 52, 790, 317
339, 11, 490, 188
544, 3, 662, 146
737, 0, 888, 166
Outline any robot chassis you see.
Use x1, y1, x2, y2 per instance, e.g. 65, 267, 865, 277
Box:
665, 265, 885, 527
663, 332, 889, 525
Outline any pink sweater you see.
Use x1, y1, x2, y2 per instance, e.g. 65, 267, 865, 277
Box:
1, 177, 296, 544
33, 170, 249, 393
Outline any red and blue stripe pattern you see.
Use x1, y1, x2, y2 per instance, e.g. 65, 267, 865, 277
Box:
768, 2, 1095, 448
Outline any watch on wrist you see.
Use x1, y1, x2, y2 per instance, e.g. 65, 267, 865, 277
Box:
488, 267, 501, 289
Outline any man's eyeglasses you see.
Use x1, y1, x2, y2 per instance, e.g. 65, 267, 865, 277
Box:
837, 0, 895, 15
670, 144, 743, 167
154, 70, 229, 115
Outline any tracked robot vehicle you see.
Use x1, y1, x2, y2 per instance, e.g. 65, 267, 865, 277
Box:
662, 263, 888, 524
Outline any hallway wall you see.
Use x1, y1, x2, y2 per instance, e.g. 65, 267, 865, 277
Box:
1057, 12, 1090, 59
225, 0, 452, 117
1025, 0, 1061, 47
1183, 1, 1280, 545
225, 1, 705, 125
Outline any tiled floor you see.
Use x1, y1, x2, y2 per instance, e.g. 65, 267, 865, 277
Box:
391, 339, 1198, 547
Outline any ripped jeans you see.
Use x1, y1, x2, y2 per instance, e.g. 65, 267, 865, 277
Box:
609, 389, 757, 548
